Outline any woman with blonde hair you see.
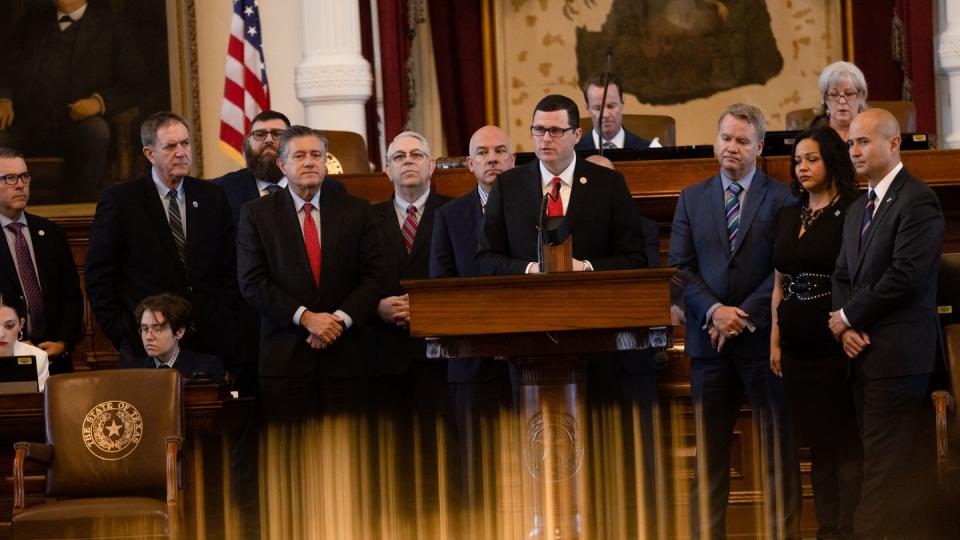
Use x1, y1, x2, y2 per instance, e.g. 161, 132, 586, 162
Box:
813, 61, 869, 141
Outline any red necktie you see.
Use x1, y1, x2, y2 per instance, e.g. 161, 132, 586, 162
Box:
302, 203, 321, 285
547, 177, 564, 217
401, 205, 418, 253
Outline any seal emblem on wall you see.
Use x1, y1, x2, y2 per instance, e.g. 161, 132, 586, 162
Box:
81, 400, 144, 461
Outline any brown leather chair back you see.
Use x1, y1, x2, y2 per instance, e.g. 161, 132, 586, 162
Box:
580, 114, 677, 147
323, 130, 370, 174
869, 100, 917, 132
785, 101, 917, 132
44, 369, 182, 497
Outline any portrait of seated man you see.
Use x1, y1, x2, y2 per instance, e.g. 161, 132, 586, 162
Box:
0, 0, 152, 203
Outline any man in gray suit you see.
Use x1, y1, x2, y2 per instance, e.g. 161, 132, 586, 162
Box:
669, 103, 798, 539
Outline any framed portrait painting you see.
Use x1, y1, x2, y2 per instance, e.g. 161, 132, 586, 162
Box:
0, 0, 201, 209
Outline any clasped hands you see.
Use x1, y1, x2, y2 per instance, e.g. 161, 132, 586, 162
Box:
300, 311, 344, 350
379, 294, 410, 329
828, 310, 870, 358
708, 305, 750, 352
0, 97, 101, 130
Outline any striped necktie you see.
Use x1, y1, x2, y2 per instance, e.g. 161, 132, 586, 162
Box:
167, 189, 187, 266
860, 189, 877, 240
401, 205, 418, 253
725, 181, 743, 251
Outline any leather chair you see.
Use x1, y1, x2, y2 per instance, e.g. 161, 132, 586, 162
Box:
580, 114, 677, 147
322, 130, 371, 174
12, 369, 183, 539
785, 100, 917, 132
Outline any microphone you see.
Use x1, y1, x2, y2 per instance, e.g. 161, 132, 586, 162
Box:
536, 192, 549, 272
598, 48, 614, 157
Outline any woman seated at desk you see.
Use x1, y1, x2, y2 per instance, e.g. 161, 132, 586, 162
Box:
122, 293, 225, 383
811, 61, 868, 141
0, 295, 49, 391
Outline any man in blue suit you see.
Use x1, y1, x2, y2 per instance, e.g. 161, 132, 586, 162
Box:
669, 103, 799, 539
430, 125, 513, 278
574, 72, 660, 151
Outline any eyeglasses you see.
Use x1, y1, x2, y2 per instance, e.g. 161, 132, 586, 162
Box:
389, 150, 429, 165
825, 91, 860, 103
249, 129, 285, 142
138, 322, 171, 336
0, 173, 31, 185
530, 125, 576, 138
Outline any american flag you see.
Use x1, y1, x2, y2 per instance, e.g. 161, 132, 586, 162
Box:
219, 0, 270, 162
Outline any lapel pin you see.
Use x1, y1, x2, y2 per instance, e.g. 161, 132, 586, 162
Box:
579, 177, 587, 185
834, 209, 841, 217
192, 201, 199, 208
37, 229, 45, 237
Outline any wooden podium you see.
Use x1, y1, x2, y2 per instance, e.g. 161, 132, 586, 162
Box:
403, 268, 674, 539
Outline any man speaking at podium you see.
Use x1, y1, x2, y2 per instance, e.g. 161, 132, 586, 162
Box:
477, 94, 646, 275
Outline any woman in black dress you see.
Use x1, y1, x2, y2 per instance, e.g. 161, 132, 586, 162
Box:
770, 126, 862, 540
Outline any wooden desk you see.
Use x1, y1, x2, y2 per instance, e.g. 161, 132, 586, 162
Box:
0, 385, 250, 539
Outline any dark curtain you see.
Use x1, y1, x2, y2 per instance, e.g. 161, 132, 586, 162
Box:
358, 0, 382, 168
428, 0, 485, 157
893, 0, 935, 135
375, 0, 413, 157
851, 0, 935, 134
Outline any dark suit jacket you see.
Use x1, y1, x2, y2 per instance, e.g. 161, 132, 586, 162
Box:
668, 170, 795, 358
364, 191, 451, 376
0, 212, 83, 353
212, 168, 346, 229
832, 167, 944, 378
85, 174, 238, 361
477, 158, 647, 275
237, 186, 384, 378
430, 189, 484, 278
121, 349, 225, 383
0, 1, 147, 119
574, 127, 651, 151
210, 168, 345, 370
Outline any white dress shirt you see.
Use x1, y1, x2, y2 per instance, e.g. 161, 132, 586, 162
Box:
287, 189, 353, 329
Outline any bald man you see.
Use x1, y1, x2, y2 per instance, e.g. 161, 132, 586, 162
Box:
830, 108, 943, 538
430, 125, 515, 278
429, 126, 515, 386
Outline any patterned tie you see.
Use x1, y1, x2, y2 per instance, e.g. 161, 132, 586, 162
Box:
725, 182, 743, 251
601, 140, 617, 150
860, 189, 877, 240
6, 223, 44, 337
265, 184, 282, 195
401, 205, 418, 253
302, 203, 321, 285
547, 177, 564, 217
167, 189, 187, 267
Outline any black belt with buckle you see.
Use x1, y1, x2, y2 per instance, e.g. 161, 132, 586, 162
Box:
781, 272, 832, 301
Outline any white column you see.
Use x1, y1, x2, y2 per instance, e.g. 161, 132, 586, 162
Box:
937, 0, 960, 147
295, 0, 372, 139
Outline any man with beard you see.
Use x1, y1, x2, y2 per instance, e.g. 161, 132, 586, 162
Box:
213, 111, 343, 395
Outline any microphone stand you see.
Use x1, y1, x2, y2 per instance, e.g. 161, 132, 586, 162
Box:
536, 193, 549, 272
597, 47, 613, 157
